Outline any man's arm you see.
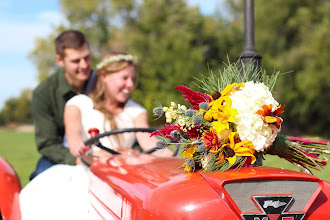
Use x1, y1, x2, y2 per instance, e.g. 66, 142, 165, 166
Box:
31, 91, 75, 165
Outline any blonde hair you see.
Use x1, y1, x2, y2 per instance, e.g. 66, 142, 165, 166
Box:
89, 52, 137, 146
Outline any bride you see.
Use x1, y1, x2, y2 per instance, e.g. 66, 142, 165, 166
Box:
19, 52, 172, 219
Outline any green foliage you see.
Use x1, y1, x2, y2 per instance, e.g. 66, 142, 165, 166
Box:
29, 35, 59, 82
0, 89, 33, 124
53, 0, 239, 124
251, 0, 330, 137
111, 0, 240, 123
195, 59, 280, 94
225, 0, 330, 137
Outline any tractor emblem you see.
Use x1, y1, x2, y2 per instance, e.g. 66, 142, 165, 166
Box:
241, 195, 305, 220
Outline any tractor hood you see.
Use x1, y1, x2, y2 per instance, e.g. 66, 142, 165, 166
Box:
89, 155, 330, 219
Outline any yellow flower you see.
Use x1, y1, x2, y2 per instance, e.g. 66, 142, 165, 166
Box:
165, 109, 177, 123
224, 132, 256, 165
215, 152, 226, 165
204, 95, 236, 121
221, 83, 244, 96
211, 103, 238, 133
204, 99, 221, 121
184, 163, 193, 172
182, 145, 197, 158
211, 120, 230, 133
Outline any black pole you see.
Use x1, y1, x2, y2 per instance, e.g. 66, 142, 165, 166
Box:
238, 0, 262, 70
239, 0, 263, 166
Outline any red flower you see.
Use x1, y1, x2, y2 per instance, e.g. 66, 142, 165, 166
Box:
174, 85, 212, 110
242, 156, 252, 167
288, 137, 328, 145
203, 129, 222, 152
151, 124, 181, 139
185, 125, 205, 139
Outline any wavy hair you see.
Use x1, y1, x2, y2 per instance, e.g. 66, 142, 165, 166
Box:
89, 52, 137, 146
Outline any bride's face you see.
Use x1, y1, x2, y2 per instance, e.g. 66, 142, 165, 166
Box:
101, 65, 136, 104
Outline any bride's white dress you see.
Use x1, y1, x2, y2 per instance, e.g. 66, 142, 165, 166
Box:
20, 165, 91, 220
19, 95, 146, 219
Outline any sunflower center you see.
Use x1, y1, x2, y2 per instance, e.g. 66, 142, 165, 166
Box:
212, 91, 221, 100
224, 147, 235, 157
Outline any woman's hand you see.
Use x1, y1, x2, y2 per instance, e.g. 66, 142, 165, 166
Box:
68, 138, 89, 157
117, 146, 140, 155
64, 105, 89, 157
76, 154, 94, 165
134, 112, 174, 157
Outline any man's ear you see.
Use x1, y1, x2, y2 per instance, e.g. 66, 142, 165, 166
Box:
56, 54, 64, 67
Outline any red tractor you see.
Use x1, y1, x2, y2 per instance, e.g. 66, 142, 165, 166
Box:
1, 128, 329, 220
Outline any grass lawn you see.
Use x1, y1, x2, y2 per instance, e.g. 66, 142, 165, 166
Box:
263, 154, 330, 182
0, 129, 39, 187
0, 129, 329, 188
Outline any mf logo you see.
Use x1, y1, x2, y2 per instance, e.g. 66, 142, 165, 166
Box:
241, 195, 305, 220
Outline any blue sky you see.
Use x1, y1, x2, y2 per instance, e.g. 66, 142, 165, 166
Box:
0, 0, 221, 109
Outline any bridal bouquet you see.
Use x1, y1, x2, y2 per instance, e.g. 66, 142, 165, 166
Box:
152, 60, 329, 174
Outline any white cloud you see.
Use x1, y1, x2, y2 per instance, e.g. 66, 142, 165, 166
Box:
0, 10, 65, 53
0, 21, 51, 53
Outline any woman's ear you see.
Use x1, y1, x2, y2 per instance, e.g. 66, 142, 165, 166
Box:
99, 74, 107, 81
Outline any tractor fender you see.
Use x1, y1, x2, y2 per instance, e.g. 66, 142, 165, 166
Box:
0, 157, 21, 220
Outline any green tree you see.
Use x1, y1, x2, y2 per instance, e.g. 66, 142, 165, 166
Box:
25, 0, 329, 137
108, 0, 241, 122
256, 0, 330, 137
0, 89, 33, 124
227, 0, 330, 137
28, 0, 238, 124
29, 35, 58, 82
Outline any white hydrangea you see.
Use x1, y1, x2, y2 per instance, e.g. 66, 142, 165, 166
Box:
229, 81, 280, 151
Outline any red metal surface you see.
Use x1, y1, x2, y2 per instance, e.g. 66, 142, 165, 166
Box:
306, 180, 330, 219
202, 167, 324, 218
90, 155, 238, 219
89, 155, 330, 219
0, 157, 21, 220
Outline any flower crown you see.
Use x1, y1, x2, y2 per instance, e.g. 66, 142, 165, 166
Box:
96, 54, 136, 70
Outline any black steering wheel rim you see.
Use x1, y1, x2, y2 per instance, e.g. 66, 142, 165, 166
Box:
84, 128, 155, 146
84, 127, 179, 156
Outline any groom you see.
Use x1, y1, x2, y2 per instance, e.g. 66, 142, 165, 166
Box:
30, 30, 96, 180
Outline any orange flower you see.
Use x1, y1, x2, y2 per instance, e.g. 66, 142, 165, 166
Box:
256, 104, 285, 129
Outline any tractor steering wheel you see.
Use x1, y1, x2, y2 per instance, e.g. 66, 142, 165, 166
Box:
84, 127, 179, 156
